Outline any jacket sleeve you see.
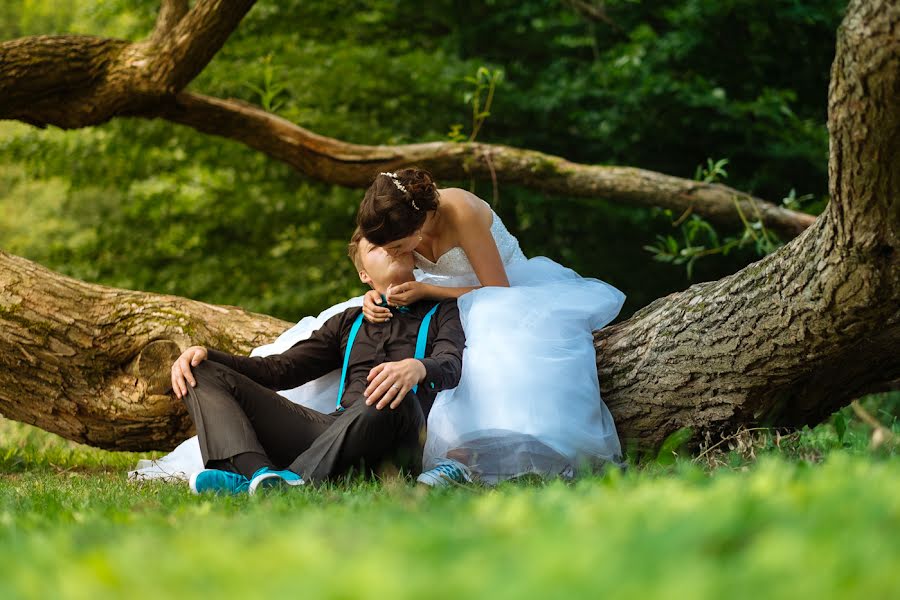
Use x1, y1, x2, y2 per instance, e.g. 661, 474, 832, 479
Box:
206, 311, 346, 390
418, 300, 465, 392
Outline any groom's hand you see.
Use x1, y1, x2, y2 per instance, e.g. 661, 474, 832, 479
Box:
364, 359, 427, 410
171, 346, 208, 399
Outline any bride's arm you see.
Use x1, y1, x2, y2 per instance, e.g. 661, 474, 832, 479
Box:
416, 282, 481, 300
389, 200, 510, 304
384, 280, 478, 305
455, 203, 510, 288
413, 220, 510, 298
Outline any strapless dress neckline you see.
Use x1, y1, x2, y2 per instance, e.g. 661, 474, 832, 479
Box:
413, 246, 467, 267
411, 206, 526, 278
412, 204, 495, 266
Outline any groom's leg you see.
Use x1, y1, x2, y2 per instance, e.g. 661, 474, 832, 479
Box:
288, 392, 426, 484
182, 360, 336, 473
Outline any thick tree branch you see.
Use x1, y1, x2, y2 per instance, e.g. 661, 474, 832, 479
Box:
147, 92, 815, 239
595, 215, 900, 449
826, 0, 900, 246
0, 0, 896, 453
148, 0, 189, 45
0, 249, 288, 450
144, 0, 257, 93
597, 0, 900, 448
0, 0, 812, 237
0, 0, 257, 127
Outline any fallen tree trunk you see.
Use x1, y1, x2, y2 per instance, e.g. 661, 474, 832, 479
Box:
598, 0, 900, 447
0, 0, 896, 451
0, 250, 288, 449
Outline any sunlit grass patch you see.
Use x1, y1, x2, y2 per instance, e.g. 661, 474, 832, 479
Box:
1, 392, 898, 599
0, 418, 161, 473
2, 453, 900, 599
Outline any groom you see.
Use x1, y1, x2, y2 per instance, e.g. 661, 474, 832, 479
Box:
170, 230, 465, 494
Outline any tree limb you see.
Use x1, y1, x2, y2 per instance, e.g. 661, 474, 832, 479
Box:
148, 0, 189, 45
0, 0, 257, 127
145, 92, 815, 238
143, 0, 257, 93
0, 0, 895, 453
0, 0, 813, 238
0, 249, 288, 450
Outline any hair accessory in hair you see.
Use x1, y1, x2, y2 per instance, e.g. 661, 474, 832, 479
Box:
379, 171, 408, 195
379, 171, 420, 210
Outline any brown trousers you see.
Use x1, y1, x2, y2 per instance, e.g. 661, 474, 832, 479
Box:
182, 360, 426, 483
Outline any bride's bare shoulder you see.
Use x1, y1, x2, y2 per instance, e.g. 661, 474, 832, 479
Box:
437, 187, 492, 227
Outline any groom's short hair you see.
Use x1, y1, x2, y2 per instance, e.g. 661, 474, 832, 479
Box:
348, 228, 365, 271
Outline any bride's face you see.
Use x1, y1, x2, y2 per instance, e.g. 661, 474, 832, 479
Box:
382, 233, 419, 258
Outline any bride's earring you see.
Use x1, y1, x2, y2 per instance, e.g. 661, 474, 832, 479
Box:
418, 234, 423, 242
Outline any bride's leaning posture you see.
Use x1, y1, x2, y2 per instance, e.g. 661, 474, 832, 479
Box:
130, 168, 626, 487
357, 169, 626, 485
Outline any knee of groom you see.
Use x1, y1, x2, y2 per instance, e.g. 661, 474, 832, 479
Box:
357, 394, 425, 432
356, 395, 418, 422
176, 360, 227, 406
356, 400, 398, 423
190, 360, 227, 382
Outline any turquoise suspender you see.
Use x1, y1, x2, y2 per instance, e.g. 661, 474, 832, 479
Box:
412, 303, 440, 394
335, 303, 441, 411
336, 313, 365, 411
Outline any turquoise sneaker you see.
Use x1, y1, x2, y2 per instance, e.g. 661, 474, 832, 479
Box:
189, 469, 250, 495
416, 458, 473, 487
248, 467, 305, 495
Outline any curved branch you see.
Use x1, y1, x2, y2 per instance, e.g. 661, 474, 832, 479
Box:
148, 0, 189, 45
597, 0, 900, 448
0, 0, 257, 128
148, 93, 815, 239
0, 0, 812, 238
595, 215, 900, 449
144, 0, 257, 93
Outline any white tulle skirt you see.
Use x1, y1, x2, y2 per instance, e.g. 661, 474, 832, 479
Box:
129, 257, 625, 484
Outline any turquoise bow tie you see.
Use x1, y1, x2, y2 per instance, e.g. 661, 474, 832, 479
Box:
378, 294, 410, 313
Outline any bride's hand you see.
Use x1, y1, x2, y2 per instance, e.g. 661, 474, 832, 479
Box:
385, 281, 429, 306
363, 289, 391, 323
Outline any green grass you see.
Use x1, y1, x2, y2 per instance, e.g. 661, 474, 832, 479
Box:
1, 394, 899, 599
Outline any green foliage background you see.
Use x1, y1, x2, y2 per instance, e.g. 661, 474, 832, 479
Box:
3, 3, 900, 597
0, 0, 840, 320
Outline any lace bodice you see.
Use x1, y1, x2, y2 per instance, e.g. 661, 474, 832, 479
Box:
413, 206, 527, 277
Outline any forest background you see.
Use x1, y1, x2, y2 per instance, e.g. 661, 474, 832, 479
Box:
1, 1, 898, 598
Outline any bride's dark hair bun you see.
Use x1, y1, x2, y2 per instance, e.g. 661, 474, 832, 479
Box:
357, 167, 440, 246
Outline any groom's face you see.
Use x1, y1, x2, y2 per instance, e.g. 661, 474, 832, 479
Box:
358, 237, 415, 293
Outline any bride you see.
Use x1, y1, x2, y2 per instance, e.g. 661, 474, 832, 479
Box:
130, 168, 625, 485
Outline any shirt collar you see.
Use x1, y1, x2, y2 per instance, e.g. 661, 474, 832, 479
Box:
377, 294, 411, 313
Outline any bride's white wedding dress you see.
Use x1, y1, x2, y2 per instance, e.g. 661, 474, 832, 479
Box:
130, 204, 626, 484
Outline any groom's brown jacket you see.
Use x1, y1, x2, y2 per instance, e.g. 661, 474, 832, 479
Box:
207, 299, 465, 417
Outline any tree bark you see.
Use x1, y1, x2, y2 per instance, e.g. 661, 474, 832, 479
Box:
0, 0, 896, 452
0, 0, 256, 128
147, 92, 814, 239
0, 250, 288, 450
597, 0, 900, 448
0, 2, 813, 239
